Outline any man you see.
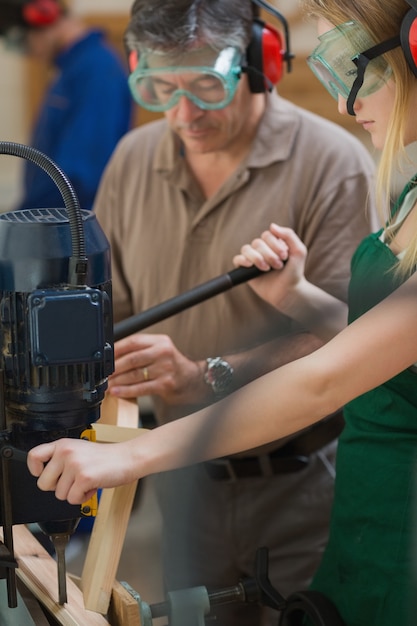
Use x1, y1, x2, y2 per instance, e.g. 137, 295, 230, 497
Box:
94, 1, 378, 624
0, 0, 133, 211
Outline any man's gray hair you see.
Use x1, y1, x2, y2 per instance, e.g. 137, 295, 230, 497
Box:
125, 0, 257, 55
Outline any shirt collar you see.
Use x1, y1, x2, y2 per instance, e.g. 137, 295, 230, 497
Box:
246, 90, 301, 168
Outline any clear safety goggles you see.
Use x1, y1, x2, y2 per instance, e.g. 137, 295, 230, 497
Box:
307, 21, 400, 115
128, 46, 242, 112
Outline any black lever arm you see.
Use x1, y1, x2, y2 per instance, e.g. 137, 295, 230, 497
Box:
113, 265, 264, 341
0, 445, 28, 463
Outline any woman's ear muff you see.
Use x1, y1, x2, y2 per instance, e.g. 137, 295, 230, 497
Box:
400, 7, 417, 77
22, 0, 61, 28
246, 18, 285, 93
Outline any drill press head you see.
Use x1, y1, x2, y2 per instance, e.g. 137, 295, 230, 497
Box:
0, 207, 113, 526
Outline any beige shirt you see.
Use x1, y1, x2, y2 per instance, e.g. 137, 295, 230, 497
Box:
94, 91, 378, 422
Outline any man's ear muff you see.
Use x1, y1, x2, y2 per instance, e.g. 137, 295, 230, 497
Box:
22, 0, 61, 28
246, 18, 285, 93
400, 7, 417, 77
128, 49, 139, 73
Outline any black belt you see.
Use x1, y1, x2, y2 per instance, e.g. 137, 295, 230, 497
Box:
204, 411, 344, 481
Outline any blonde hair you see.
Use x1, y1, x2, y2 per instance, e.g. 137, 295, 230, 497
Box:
303, 0, 417, 277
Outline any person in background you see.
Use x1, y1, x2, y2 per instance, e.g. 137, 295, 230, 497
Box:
0, 0, 133, 211
33, 1, 378, 624
27, 0, 417, 624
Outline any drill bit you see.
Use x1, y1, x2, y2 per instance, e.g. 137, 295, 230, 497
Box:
50, 533, 70, 604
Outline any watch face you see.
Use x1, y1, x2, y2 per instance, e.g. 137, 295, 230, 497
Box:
205, 357, 233, 395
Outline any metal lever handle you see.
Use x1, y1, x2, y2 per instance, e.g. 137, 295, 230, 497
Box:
0, 446, 28, 463
113, 265, 264, 341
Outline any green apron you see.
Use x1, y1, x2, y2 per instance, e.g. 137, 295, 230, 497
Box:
310, 180, 417, 626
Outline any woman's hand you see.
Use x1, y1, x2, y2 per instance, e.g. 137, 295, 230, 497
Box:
27, 438, 140, 505
233, 223, 308, 311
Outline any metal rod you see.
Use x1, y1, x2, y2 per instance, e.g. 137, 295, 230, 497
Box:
150, 583, 247, 619
50, 533, 70, 605
113, 265, 263, 341
0, 370, 18, 608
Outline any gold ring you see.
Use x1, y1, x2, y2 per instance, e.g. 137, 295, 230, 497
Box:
142, 367, 149, 382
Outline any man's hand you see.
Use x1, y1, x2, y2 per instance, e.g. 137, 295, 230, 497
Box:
108, 333, 209, 405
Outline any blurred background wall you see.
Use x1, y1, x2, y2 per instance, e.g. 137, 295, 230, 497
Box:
0, 0, 369, 213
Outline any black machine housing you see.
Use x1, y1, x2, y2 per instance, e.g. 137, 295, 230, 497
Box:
0, 207, 113, 527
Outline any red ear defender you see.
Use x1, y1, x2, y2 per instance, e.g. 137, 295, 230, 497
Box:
261, 22, 285, 86
22, 0, 61, 28
246, 19, 285, 93
401, 8, 417, 77
128, 49, 139, 73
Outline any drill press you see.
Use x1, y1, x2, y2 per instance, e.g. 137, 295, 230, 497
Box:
0, 141, 114, 608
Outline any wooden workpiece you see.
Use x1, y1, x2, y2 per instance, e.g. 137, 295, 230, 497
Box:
0, 524, 109, 626
81, 398, 146, 615
107, 581, 143, 626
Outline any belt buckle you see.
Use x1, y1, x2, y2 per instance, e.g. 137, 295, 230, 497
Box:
210, 458, 237, 482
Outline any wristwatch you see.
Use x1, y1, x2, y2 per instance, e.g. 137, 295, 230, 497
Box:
204, 357, 234, 396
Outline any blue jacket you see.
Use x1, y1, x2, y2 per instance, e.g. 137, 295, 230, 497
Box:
17, 30, 133, 211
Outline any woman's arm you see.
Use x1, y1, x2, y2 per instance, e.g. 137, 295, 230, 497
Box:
27, 271, 417, 504
234, 223, 348, 341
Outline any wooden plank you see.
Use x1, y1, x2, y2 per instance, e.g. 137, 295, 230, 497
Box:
81, 481, 139, 614
107, 581, 142, 626
80, 404, 147, 614
0, 525, 109, 626
94, 422, 146, 444
99, 394, 139, 428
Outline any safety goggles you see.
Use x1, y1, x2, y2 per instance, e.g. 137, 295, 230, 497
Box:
307, 21, 400, 115
128, 46, 242, 112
